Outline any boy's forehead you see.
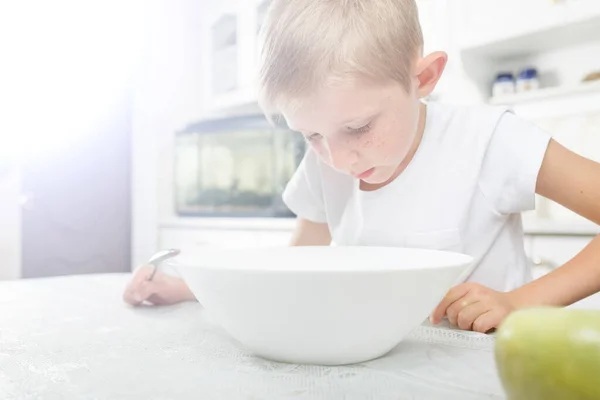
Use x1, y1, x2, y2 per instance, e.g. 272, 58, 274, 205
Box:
282, 79, 399, 131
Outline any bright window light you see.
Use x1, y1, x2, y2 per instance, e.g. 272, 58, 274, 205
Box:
0, 0, 144, 164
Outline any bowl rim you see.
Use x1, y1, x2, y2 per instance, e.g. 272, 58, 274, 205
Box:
165, 246, 475, 274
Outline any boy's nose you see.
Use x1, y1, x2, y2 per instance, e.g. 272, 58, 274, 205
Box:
327, 140, 358, 172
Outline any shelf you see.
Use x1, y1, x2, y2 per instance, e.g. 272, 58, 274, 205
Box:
489, 80, 600, 106
523, 220, 600, 237
488, 80, 600, 120
461, 11, 600, 61
459, 2, 600, 103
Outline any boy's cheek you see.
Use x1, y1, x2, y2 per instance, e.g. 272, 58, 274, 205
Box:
310, 142, 333, 163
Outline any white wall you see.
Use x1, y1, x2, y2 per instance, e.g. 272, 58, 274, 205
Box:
131, 0, 206, 267
419, 0, 484, 105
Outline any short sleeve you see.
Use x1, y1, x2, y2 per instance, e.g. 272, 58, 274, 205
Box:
282, 149, 328, 223
478, 111, 552, 214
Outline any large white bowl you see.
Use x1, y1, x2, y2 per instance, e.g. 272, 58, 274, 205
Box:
168, 246, 474, 365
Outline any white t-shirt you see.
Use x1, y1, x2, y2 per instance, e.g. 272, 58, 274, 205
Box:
282, 102, 552, 292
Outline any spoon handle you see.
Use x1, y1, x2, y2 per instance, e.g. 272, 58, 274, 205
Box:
147, 248, 180, 281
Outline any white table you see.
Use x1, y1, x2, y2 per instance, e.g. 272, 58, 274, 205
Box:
0, 274, 508, 399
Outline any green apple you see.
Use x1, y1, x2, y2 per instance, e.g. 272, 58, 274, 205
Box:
495, 308, 600, 400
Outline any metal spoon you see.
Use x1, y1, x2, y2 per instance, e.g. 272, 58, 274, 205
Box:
147, 248, 180, 281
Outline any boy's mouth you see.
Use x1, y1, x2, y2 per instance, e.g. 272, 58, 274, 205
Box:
354, 167, 375, 180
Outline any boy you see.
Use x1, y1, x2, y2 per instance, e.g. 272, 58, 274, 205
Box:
124, 0, 600, 333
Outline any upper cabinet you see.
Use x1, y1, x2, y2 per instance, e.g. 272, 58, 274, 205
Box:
457, 0, 600, 101
458, 0, 568, 52
565, 0, 600, 24
202, 0, 270, 115
459, 0, 600, 58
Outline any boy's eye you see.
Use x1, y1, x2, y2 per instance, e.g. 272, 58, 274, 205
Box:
350, 123, 371, 134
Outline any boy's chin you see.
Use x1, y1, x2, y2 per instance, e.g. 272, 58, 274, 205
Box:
359, 167, 397, 186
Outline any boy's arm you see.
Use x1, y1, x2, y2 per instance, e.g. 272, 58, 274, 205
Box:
289, 218, 332, 246
509, 139, 600, 308
431, 139, 600, 332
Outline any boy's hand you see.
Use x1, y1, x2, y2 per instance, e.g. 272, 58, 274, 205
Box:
430, 282, 516, 333
123, 265, 196, 306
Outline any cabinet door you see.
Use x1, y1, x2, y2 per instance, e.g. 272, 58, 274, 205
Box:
160, 228, 253, 250
202, 0, 241, 109
566, 0, 600, 23
237, 0, 270, 92
209, 3, 240, 96
159, 227, 291, 252
459, 0, 566, 48
530, 236, 593, 279
202, 0, 272, 112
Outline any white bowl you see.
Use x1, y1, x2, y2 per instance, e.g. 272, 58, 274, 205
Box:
169, 246, 474, 365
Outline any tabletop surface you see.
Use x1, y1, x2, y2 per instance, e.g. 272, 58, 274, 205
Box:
0, 274, 507, 400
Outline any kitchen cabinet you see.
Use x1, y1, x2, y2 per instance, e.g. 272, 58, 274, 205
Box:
566, 0, 600, 24
525, 234, 595, 279
202, 0, 269, 114
458, 0, 600, 100
159, 226, 291, 252
526, 233, 600, 309
459, 0, 567, 52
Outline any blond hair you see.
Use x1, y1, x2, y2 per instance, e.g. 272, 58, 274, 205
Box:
258, 0, 424, 114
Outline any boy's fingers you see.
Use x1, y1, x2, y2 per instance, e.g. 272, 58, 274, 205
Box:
123, 266, 155, 306
130, 265, 153, 285
472, 310, 497, 333
446, 294, 477, 326
124, 266, 151, 293
456, 301, 487, 330
430, 283, 471, 324
123, 287, 143, 306
133, 280, 160, 304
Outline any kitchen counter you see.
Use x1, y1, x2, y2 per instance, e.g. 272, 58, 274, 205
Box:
160, 217, 296, 232
0, 274, 507, 400
159, 217, 600, 237
522, 218, 600, 237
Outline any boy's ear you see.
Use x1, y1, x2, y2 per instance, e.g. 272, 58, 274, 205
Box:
415, 51, 448, 98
